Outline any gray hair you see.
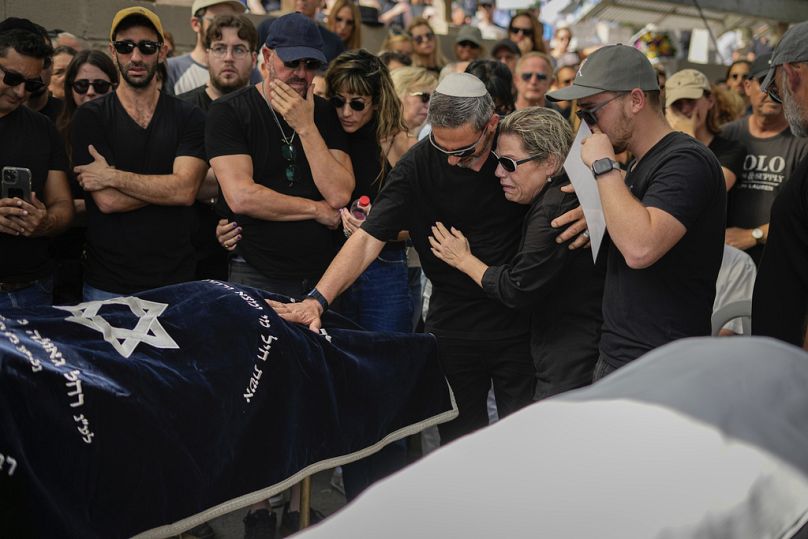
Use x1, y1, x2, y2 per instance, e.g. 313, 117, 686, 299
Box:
428, 92, 495, 131
499, 107, 573, 175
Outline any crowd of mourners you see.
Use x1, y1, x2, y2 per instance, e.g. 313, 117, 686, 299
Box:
2, 0, 808, 537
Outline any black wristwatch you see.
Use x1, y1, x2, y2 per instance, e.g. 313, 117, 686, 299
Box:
591, 158, 621, 178
305, 287, 329, 313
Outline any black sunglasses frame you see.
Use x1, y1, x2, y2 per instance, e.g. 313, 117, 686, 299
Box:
112, 39, 163, 56
759, 70, 782, 104
330, 96, 367, 111
509, 27, 534, 37
520, 71, 549, 82
493, 151, 541, 172
428, 128, 486, 158
72, 79, 114, 95
576, 92, 627, 126
0, 64, 45, 93
282, 58, 323, 71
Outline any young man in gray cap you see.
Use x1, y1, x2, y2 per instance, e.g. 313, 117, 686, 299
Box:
547, 44, 726, 377
206, 12, 353, 299
722, 53, 808, 265
271, 72, 541, 442
753, 20, 808, 348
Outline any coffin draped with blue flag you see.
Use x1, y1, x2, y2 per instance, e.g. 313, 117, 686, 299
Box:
0, 280, 456, 538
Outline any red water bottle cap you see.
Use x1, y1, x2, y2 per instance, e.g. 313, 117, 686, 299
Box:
358, 195, 370, 207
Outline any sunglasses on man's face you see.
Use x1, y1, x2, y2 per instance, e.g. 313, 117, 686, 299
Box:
728, 72, 748, 80
759, 70, 783, 104
457, 40, 480, 49
409, 91, 431, 103
0, 64, 45, 93
282, 58, 322, 71
412, 32, 434, 45
72, 79, 114, 95
493, 151, 541, 172
428, 128, 486, 158
113, 39, 162, 55
520, 71, 548, 82
330, 95, 367, 111
509, 26, 534, 37
575, 92, 626, 126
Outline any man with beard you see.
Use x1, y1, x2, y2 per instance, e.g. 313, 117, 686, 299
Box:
179, 14, 258, 280
166, 0, 246, 96
753, 20, 808, 348
547, 45, 726, 378
206, 12, 352, 299
71, 7, 207, 300
722, 54, 808, 265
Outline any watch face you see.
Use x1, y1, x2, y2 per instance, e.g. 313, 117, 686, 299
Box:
752, 228, 763, 239
593, 159, 614, 176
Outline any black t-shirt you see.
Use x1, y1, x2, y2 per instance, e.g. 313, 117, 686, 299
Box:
362, 138, 529, 340
708, 134, 746, 180
71, 91, 206, 293
205, 86, 349, 280
752, 155, 808, 346
481, 178, 605, 396
178, 85, 213, 113
601, 132, 726, 367
722, 117, 808, 263
0, 106, 69, 282
36, 95, 64, 124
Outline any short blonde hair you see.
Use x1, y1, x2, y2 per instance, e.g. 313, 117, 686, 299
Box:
499, 107, 573, 175
516, 51, 554, 75
390, 66, 438, 97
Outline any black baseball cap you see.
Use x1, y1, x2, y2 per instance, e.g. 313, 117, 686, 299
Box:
265, 12, 326, 65
547, 44, 659, 102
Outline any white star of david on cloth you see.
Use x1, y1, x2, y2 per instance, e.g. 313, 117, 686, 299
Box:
56, 296, 179, 358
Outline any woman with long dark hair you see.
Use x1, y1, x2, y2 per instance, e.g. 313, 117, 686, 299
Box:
52, 50, 118, 304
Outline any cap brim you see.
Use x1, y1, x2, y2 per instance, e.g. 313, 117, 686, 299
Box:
546, 84, 604, 102
665, 87, 706, 107
275, 46, 328, 66
759, 65, 777, 93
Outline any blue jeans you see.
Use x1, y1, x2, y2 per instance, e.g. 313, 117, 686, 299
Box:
82, 284, 123, 302
0, 278, 53, 310
339, 246, 412, 332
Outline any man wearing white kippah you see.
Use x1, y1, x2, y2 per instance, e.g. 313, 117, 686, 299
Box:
271, 73, 586, 442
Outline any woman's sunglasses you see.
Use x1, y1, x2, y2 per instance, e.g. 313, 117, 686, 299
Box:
0, 64, 45, 93
509, 27, 534, 37
72, 79, 114, 95
330, 96, 367, 111
112, 39, 162, 55
493, 151, 541, 172
412, 32, 435, 45
409, 91, 431, 103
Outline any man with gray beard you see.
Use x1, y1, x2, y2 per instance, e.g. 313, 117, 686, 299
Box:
71, 7, 207, 300
753, 20, 808, 348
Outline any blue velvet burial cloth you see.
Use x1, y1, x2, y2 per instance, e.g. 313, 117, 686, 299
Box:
0, 280, 456, 538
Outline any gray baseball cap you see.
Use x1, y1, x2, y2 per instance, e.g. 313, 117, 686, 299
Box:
546, 44, 659, 102
760, 21, 808, 93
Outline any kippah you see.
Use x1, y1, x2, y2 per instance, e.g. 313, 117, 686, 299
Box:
435, 73, 487, 98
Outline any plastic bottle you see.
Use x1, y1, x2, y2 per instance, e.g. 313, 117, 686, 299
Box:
349, 195, 371, 220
